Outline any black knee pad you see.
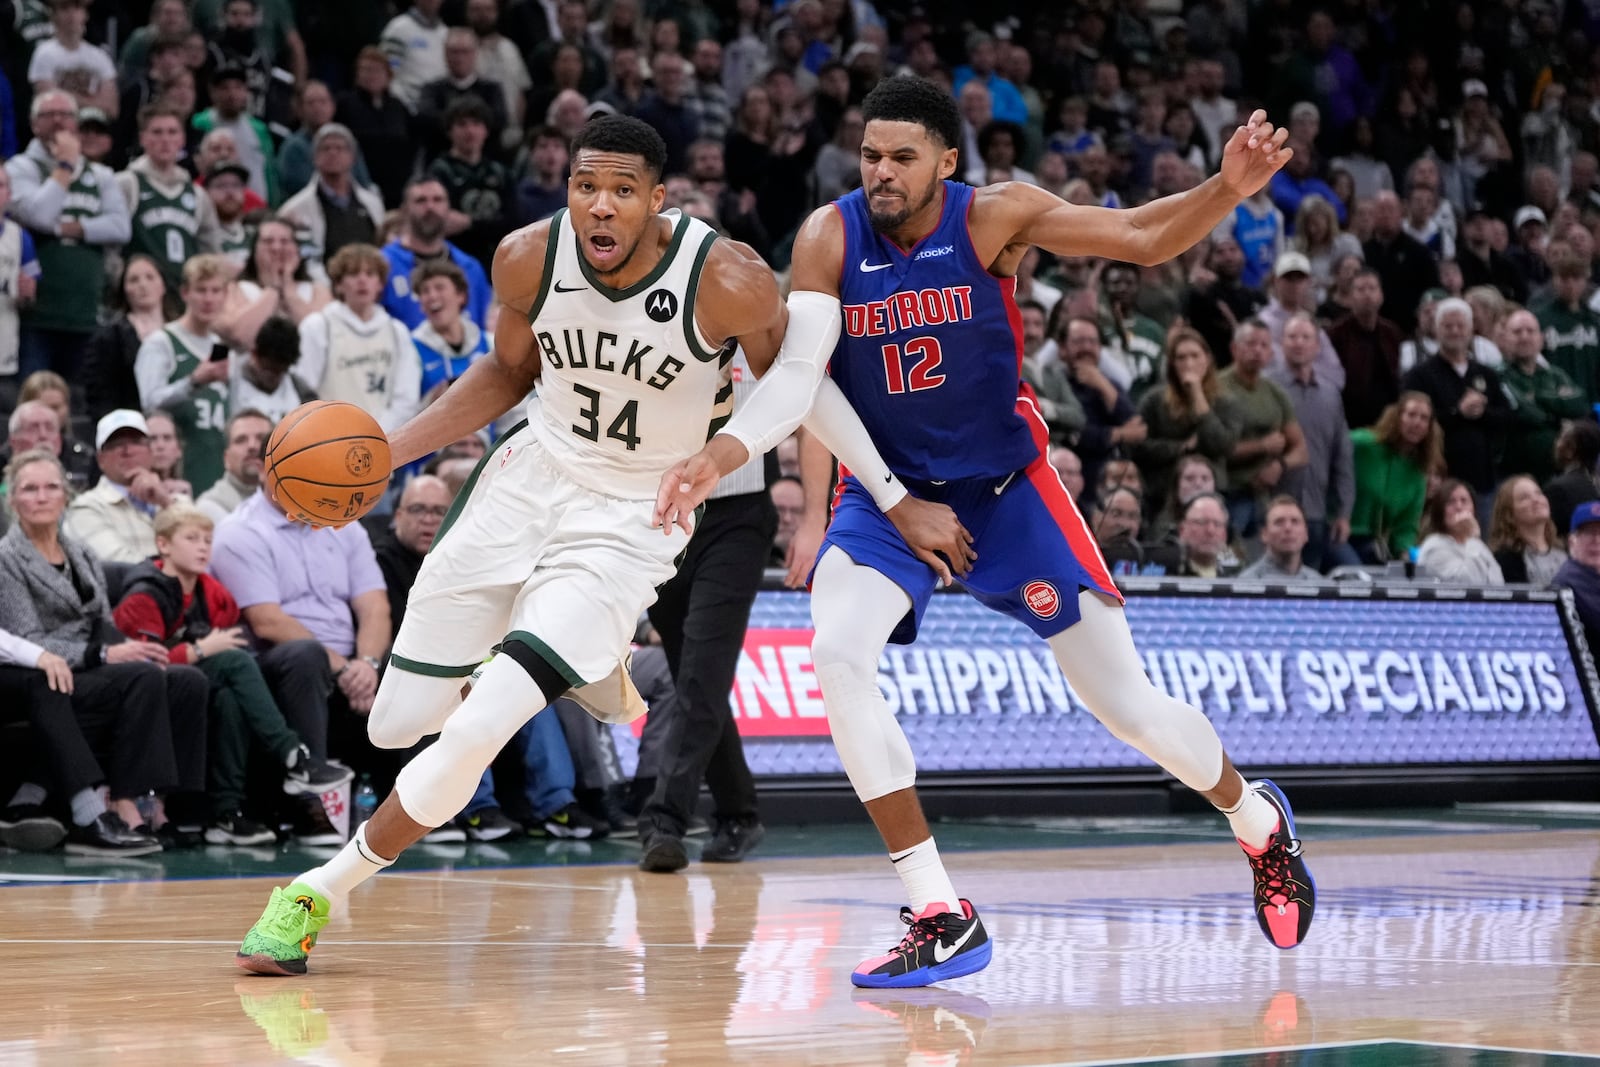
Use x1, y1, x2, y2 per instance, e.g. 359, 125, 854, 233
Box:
500, 638, 575, 703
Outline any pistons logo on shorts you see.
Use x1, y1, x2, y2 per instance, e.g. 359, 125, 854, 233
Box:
1022, 580, 1061, 620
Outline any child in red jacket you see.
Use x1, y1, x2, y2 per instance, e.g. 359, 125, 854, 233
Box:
113, 504, 353, 843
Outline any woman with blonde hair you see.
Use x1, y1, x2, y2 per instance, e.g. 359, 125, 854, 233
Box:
1131, 327, 1237, 513
1290, 194, 1362, 304
0, 450, 207, 849
1349, 391, 1443, 562
1488, 475, 1567, 585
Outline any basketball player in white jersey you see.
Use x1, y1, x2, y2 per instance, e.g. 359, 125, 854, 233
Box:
236, 115, 970, 975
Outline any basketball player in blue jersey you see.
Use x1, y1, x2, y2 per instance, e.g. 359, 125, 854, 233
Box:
233, 115, 969, 976
658, 77, 1315, 989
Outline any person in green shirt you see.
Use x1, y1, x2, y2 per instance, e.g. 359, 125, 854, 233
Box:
1534, 249, 1600, 406
1349, 390, 1443, 562
1218, 319, 1307, 536
131, 254, 235, 496
1500, 307, 1587, 485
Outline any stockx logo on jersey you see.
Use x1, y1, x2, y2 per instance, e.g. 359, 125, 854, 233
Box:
644, 289, 679, 323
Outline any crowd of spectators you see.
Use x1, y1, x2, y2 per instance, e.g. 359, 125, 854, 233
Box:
8, 0, 1600, 856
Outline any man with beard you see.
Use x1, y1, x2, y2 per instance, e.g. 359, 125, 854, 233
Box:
204, 0, 274, 121
656, 77, 1317, 989
380, 177, 493, 332
197, 408, 273, 521
204, 159, 253, 266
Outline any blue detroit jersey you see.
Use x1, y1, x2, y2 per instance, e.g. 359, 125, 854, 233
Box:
829, 181, 1039, 482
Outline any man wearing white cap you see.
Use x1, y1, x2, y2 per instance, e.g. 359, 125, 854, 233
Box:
63, 410, 187, 563
1507, 204, 1551, 290
1259, 251, 1346, 389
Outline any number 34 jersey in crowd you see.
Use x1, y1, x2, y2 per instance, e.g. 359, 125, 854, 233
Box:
827, 180, 1040, 484
527, 208, 734, 500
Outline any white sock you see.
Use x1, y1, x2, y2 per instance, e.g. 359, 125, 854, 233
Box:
888, 838, 960, 916
1219, 778, 1280, 851
69, 788, 106, 828
298, 823, 395, 904
8, 783, 45, 807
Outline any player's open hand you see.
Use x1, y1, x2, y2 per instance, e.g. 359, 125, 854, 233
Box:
783, 515, 827, 589
886, 496, 975, 587
1219, 110, 1292, 198
654, 452, 720, 534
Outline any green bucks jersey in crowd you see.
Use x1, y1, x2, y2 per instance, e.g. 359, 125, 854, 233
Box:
129, 174, 201, 288
164, 327, 229, 494
26, 156, 108, 334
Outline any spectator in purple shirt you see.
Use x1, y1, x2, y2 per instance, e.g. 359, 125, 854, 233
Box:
210, 484, 396, 800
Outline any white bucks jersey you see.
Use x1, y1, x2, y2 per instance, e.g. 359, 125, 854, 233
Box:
322, 308, 399, 418
528, 208, 734, 498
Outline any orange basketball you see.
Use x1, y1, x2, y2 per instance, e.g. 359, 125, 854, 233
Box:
264, 401, 392, 528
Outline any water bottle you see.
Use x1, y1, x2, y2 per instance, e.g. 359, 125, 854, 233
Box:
135, 790, 159, 830
352, 775, 378, 832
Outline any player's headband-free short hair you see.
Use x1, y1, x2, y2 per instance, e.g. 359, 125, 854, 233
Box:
569, 115, 668, 183
859, 75, 962, 153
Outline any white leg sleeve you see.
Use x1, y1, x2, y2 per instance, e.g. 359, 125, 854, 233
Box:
391, 654, 558, 827
367, 669, 468, 750
810, 546, 920, 803
1047, 590, 1225, 793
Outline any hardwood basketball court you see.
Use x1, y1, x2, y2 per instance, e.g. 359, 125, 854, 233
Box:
2, 808, 1598, 1065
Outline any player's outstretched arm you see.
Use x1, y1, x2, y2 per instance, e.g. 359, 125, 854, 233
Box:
991, 110, 1291, 267
386, 225, 549, 467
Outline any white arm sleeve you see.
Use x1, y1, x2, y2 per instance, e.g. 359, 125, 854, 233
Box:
803, 376, 908, 512
717, 289, 842, 459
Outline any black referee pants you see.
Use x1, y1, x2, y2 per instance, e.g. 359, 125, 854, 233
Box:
641, 491, 775, 837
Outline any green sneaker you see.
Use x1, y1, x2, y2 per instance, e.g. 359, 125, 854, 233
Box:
235, 883, 332, 976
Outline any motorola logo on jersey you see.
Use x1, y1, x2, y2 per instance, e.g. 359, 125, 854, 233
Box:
842, 285, 975, 337
1023, 580, 1061, 620
645, 289, 679, 323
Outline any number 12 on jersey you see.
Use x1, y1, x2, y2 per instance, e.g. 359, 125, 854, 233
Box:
572, 383, 641, 450
881, 336, 945, 394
